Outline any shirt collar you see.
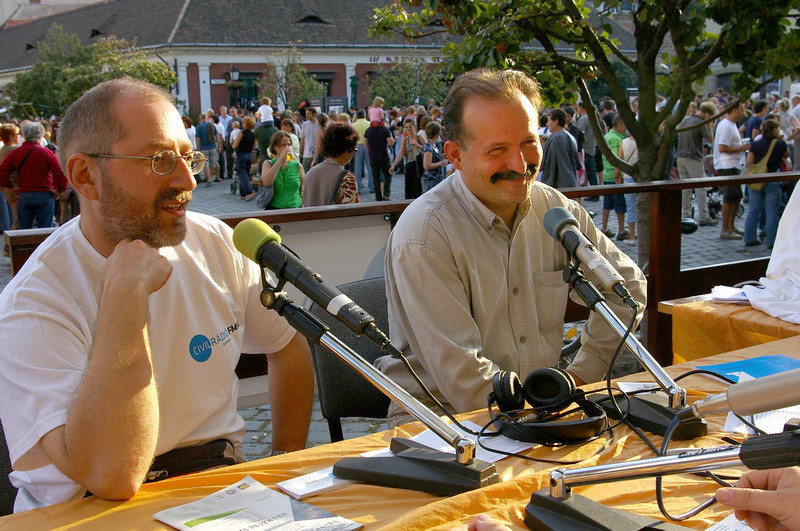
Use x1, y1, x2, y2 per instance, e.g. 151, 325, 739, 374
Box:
451, 171, 532, 235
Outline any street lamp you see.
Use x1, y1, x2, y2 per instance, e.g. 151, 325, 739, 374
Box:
228, 66, 241, 107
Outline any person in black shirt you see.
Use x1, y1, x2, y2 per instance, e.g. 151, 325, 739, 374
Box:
364, 122, 396, 201
233, 116, 257, 200
743, 119, 789, 247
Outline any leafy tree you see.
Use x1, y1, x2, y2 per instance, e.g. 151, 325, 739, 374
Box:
372, 0, 800, 263
5, 23, 176, 117
365, 57, 451, 108
588, 60, 637, 103
258, 49, 326, 110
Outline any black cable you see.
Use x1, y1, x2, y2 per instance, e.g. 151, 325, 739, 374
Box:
674, 369, 736, 384
475, 380, 632, 463
395, 352, 482, 436
655, 415, 732, 520
475, 411, 613, 464
598, 295, 664, 454
673, 369, 767, 435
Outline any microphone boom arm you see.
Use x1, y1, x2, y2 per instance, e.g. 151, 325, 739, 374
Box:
257, 277, 477, 465
549, 430, 800, 499
565, 265, 686, 409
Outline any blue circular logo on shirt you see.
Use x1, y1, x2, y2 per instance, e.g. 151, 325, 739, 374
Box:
189, 334, 213, 362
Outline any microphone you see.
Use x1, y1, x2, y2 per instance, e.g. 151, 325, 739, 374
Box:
678, 368, 800, 421
233, 218, 393, 348
543, 207, 633, 305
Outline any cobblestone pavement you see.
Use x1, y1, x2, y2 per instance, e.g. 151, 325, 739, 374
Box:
0, 173, 772, 459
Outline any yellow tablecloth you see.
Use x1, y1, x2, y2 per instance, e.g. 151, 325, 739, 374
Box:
4, 337, 800, 529
672, 300, 800, 363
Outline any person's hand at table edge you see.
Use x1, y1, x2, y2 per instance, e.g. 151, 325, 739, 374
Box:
716, 466, 800, 531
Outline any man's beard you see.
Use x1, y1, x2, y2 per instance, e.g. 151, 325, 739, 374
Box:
490, 163, 540, 184
98, 169, 192, 248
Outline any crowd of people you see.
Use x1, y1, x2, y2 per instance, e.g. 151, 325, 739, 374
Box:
0, 96, 454, 230
2, 85, 797, 241
175, 97, 453, 208
0, 120, 73, 237
533, 88, 800, 248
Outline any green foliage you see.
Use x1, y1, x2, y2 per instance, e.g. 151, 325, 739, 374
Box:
587, 60, 637, 103
371, 0, 800, 182
372, 0, 800, 261
365, 57, 451, 108
258, 49, 326, 110
5, 23, 176, 117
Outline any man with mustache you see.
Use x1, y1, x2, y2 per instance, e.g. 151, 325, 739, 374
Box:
378, 68, 646, 427
0, 78, 313, 511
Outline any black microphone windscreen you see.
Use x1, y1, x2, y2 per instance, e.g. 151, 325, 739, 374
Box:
543, 207, 578, 239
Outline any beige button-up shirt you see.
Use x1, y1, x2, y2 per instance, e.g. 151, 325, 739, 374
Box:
378, 172, 646, 426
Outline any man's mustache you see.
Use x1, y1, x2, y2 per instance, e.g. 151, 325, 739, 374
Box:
490, 164, 539, 184
158, 190, 193, 205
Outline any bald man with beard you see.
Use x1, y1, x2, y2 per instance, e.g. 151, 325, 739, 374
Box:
0, 78, 313, 512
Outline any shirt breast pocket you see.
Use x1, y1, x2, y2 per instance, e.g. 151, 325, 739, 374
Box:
533, 270, 569, 337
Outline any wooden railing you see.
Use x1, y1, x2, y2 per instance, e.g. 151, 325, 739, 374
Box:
558, 171, 799, 365
5, 172, 797, 368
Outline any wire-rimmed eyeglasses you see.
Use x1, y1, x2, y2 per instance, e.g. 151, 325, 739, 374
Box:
87, 150, 206, 176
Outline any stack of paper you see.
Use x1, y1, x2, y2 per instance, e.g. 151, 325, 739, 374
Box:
711, 285, 750, 304
154, 476, 362, 530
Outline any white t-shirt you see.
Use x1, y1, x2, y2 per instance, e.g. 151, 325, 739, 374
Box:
229, 128, 242, 147
0, 212, 295, 511
288, 133, 300, 159
300, 121, 320, 158
713, 118, 744, 170
619, 136, 638, 179
186, 126, 196, 149
257, 105, 274, 123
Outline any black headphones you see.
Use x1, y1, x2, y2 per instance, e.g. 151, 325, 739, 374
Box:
489, 367, 607, 445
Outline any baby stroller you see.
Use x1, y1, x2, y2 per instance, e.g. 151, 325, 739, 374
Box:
698, 155, 744, 219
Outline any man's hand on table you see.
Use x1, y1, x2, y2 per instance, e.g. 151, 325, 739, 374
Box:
716, 466, 800, 531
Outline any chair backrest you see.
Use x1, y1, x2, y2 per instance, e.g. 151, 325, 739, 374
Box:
308, 277, 391, 434
0, 418, 17, 516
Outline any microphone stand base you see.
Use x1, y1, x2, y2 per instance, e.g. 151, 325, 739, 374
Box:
590, 391, 707, 440
525, 489, 688, 530
332, 438, 498, 497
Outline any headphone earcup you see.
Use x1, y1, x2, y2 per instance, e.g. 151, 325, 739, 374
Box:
491, 370, 525, 413
521, 367, 576, 412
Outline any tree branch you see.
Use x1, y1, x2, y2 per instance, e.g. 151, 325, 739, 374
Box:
386, 25, 448, 40
597, 34, 637, 70
576, 78, 636, 177
688, 33, 725, 76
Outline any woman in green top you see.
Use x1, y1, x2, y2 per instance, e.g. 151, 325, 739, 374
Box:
261, 130, 305, 209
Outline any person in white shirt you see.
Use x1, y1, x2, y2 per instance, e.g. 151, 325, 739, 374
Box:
229, 120, 242, 147
299, 108, 320, 171
790, 94, 800, 172
218, 105, 232, 133
182, 116, 196, 150
256, 97, 274, 127
0, 78, 314, 512
713, 102, 750, 239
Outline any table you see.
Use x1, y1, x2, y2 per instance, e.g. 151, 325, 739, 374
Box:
671, 299, 800, 363
4, 337, 800, 529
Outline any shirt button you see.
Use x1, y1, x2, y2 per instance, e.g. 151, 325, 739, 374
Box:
519, 335, 526, 343
512, 287, 519, 295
